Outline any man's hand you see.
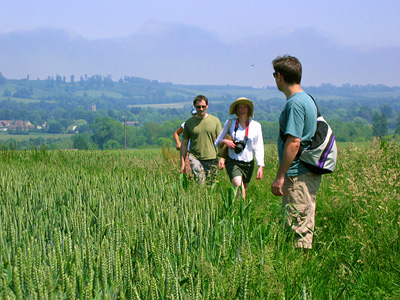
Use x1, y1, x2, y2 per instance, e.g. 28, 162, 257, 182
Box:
180, 139, 189, 173
219, 157, 226, 169
271, 176, 284, 196
270, 134, 300, 196
180, 165, 186, 174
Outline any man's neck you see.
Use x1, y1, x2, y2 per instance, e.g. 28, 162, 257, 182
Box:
283, 84, 303, 99
196, 113, 208, 119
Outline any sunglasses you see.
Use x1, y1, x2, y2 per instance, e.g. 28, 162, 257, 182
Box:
273, 72, 278, 78
195, 105, 207, 109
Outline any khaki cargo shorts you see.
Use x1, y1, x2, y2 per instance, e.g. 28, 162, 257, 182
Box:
282, 172, 322, 249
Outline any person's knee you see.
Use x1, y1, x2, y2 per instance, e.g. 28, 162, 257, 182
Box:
231, 176, 243, 187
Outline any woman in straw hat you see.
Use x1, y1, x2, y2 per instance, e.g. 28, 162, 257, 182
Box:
215, 97, 264, 199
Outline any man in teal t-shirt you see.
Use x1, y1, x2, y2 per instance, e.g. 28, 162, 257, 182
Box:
180, 95, 222, 184
271, 55, 322, 251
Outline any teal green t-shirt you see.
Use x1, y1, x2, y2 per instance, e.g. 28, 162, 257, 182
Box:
278, 92, 317, 176
182, 114, 222, 160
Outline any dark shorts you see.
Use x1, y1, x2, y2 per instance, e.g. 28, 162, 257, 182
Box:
225, 157, 255, 183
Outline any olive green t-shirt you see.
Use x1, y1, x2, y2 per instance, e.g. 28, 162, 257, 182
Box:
182, 115, 222, 160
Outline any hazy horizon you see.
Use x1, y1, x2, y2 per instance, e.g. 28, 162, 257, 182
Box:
1, 0, 399, 88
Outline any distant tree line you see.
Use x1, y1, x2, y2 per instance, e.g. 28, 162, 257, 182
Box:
0, 72, 399, 149
1, 110, 398, 151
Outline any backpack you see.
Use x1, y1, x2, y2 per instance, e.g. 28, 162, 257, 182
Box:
217, 119, 233, 158
280, 94, 337, 174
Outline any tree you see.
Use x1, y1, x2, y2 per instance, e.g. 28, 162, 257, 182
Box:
72, 133, 93, 150
77, 123, 90, 133
372, 112, 388, 138
259, 120, 279, 142
142, 122, 162, 145
357, 105, 374, 122
29, 111, 42, 126
55, 74, 62, 85
47, 120, 64, 134
395, 115, 400, 137
103, 140, 121, 149
125, 125, 145, 148
13, 88, 32, 99
380, 103, 394, 118
0, 72, 6, 85
91, 117, 123, 149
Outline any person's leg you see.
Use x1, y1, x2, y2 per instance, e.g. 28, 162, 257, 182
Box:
226, 159, 254, 199
199, 159, 218, 185
282, 172, 322, 249
185, 152, 191, 173
240, 160, 254, 199
189, 154, 206, 184
226, 159, 244, 196
231, 176, 246, 199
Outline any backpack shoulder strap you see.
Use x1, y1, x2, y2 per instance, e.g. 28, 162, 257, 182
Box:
308, 94, 322, 117
280, 94, 321, 157
227, 118, 233, 132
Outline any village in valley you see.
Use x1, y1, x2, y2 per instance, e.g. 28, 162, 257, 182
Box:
0, 120, 38, 131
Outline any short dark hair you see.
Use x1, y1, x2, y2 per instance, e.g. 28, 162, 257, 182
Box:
193, 95, 208, 106
272, 55, 302, 84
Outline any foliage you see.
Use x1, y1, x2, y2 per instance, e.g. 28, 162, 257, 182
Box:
72, 133, 96, 150
0, 72, 6, 85
373, 111, 388, 138
0, 141, 399, 299
0, 76, 400, 148
395, 115, 400, 136
90, 117, 124, 149
47, 120, 64, 134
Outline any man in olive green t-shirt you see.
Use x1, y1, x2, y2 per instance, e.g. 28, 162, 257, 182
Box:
180, 95, 222, 184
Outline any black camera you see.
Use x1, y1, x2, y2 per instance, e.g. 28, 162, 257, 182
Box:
234, 139, 247, 154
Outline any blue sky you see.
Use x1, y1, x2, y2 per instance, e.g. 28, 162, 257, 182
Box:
1, 0, 399, 87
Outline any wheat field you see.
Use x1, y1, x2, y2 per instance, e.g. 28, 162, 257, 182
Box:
0, 140, 399, 299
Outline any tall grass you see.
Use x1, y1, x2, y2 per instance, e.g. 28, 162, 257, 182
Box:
0, 140, 399, 299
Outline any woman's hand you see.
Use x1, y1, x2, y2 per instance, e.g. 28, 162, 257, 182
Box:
256, 166, 263, 179
224, 139, 236, 149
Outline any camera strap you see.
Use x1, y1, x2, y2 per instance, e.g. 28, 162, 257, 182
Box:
234, 119, 249, 141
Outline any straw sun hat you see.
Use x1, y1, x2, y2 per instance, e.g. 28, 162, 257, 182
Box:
229, 97, 254, 117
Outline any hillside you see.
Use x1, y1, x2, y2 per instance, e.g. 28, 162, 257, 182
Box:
1, 73, 399, 111
0, 73, 399, 149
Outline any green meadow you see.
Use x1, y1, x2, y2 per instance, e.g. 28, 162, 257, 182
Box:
0, 140, 399, 299
0, 133, 73, 142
